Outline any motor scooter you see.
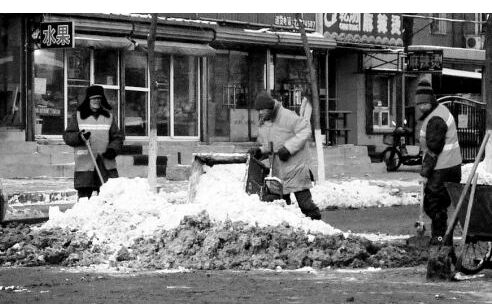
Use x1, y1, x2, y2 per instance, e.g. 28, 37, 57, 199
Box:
382, 120, 422, 171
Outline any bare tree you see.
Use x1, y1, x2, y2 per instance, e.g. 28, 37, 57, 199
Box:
295, 13, 325, 182
147, 14, 158, 192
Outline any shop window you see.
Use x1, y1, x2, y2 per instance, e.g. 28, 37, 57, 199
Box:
34, 49, 64, 135
173, 55, 198, 137
94, 50, 118, 86
274, 55, 309, 114
209, 51, 250, 140
124, 52, 148, 136
368, 75, 393, 130
67, 48, 90, 119
124, 90, 148, 136
155, 54, 170, 136
0, 16, 22, 127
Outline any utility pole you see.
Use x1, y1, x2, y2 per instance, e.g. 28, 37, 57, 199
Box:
147, 14, 158, 192
296, 13, 325, 182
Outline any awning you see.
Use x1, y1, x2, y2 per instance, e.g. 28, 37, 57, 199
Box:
75, 34, 133, 49
135, 39, 216, 57
75, 34, 215, 56
442, 68, 481, 80
214, 28, 336, 49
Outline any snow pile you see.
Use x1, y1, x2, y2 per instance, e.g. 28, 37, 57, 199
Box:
42, 165, 340, 252
461, 162, 492, 185
312, 180, 418, 209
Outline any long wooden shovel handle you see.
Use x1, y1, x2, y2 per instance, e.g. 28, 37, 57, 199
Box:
84, 138, 105, 186
443, 131, 490, 243
460, 173, 478, 259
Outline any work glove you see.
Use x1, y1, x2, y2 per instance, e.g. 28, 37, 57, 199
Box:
278, 146, 291, 162
79, 129, 91, 141
102, 148, 117, 160
248, 147, 262, 159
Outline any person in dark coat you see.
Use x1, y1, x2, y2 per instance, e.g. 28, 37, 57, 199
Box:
249, 91, 321, 220
63, 85, 124, 199
416, 79, 462, 244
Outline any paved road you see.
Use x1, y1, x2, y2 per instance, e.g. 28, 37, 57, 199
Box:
1, 266, 491, 303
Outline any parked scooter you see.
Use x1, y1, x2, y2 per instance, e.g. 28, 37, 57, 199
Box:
382, 120, 422, 171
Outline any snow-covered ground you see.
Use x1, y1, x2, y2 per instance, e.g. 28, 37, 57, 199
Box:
42, 163, 420, 252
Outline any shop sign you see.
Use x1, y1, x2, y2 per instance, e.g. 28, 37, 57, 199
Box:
39, 22, 74, 49
406, 50, 443, 73
323, 13, 403, 47
273, 14, 316, 31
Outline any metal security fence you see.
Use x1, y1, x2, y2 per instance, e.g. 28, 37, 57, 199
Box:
439, 96, 487, 163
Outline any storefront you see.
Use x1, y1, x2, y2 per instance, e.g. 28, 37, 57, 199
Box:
1, 13, 336, 145
207, 13, 335, 143
30, 14, 217, 142
322, 13, 404, 146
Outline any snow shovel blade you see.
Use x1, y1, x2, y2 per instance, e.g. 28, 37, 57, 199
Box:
264, 176, 283, 196
426, 243, 456, 281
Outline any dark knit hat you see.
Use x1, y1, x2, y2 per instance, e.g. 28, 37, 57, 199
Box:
415, 80, 436, 105
254, 91, 275, 110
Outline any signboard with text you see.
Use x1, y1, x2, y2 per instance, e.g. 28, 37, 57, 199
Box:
39, 22, 74, 49
406, 50, 443, 73
273, 14, 316, 31
323, 13, 403, 47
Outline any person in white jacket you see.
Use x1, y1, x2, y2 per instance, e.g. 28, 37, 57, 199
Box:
248, 91, 321, 220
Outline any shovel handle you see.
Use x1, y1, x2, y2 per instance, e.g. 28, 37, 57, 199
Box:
83, 138, 105, 186
443, 131, 490, 243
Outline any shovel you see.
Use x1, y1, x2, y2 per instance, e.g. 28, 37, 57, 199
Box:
407, 180, 430, 248
426, 131, 490, 281
263, 142, 283, 198
82, 136, 105, 186
415, 180, 426, 235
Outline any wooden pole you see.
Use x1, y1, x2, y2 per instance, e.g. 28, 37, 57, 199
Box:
296, 13, 326, 182
147, 14, 158, 192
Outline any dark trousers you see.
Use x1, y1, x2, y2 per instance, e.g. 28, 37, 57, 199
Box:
423, 164, 461, 239
283, 189, 321, 220
77, 187, 99, 199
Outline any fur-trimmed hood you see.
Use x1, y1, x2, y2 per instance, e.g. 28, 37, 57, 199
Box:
77, 85, 112, 119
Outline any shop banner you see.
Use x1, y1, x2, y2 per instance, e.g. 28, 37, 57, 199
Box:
39, 22, 75, 49
323, 13, 403, 47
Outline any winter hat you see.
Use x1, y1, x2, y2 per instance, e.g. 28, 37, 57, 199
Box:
415, 80, 436, 105
254, 91, 275, 110
84, 85, 111, 110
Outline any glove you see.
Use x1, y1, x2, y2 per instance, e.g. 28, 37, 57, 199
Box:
79, 130, 91, 141
248, 147, 262, 159
102, 148, 117, 160
278, 146, 291, 162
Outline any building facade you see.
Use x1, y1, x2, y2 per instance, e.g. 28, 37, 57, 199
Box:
0, 13, 486, 178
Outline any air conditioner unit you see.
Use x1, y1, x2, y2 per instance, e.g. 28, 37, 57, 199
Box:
465, 35, 484, 50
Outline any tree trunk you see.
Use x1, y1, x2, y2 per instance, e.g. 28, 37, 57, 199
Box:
484, 14, 492, 173
147, 14, 158, 192
296, 13, 325, 182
